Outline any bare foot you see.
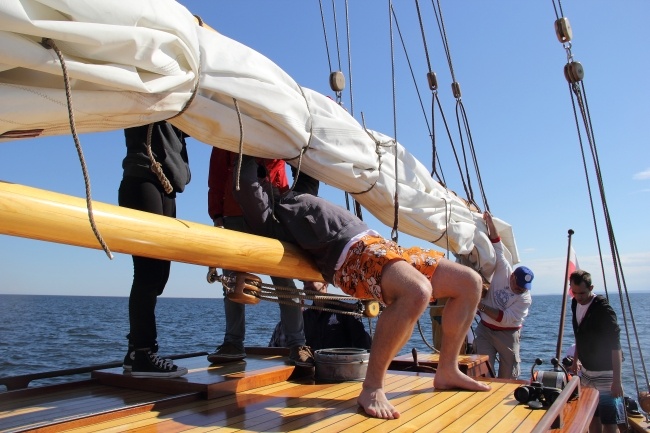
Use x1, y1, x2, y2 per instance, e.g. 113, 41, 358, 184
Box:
357, 386, 400, 419
433, 368, 491, 392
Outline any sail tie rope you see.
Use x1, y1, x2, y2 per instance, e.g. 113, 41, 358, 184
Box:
40, 18, 203, 257
147, 18, 203, 194
285, 85, 316, 194
145, 124, 174, 195
40, 38, 113, 260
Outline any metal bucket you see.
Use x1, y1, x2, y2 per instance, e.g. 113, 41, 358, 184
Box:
314, 348, 369, 382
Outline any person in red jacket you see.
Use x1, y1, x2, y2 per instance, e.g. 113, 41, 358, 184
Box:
206, 147, 316, 367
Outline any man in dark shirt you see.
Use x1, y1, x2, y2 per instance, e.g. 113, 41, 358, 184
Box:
569, 270, 625, 432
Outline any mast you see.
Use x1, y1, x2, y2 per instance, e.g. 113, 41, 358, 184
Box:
555, 229, 574, 361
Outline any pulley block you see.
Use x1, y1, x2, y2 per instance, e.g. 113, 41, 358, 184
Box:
554, 17, 573, 43
427, 71, 438, 91
564, 61, 584, 83
226, 272, 262, 305
451, 81, 462, 99
329, 71, 346, 92
206, 267, 219, 284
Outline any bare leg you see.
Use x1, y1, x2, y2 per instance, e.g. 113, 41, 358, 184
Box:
357, 260, 431, 419
428, 259, 491, 392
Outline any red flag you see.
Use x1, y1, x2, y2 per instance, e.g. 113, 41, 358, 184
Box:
567, 247, 580, 298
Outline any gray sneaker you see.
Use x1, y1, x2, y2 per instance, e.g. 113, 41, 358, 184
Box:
289, 345, 314, 367
207, 343, 246, 364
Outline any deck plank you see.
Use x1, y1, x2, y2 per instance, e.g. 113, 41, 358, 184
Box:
68, 381, 305, 432
390, 353, 493, 377
249, 374, 431, 433
92, 351, 295, 400
0, 381, 170, 433
438, 382, 516, 432
170, 375, 411, 432
491, 400, 547, 433
1, 352, 599, 433
628, 414, 650, 433
337, 379, 462, 432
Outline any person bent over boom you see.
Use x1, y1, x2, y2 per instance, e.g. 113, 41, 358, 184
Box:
233, 155, 490, 419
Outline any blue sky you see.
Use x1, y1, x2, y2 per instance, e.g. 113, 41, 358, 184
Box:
1, 1, 649, 298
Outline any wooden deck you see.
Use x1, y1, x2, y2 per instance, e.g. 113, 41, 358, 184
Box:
0, 350, 599, 433
390, 352, 496, 378
628, 413, 650, 433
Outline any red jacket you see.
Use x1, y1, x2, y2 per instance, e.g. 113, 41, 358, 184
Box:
208, 147, 288, 219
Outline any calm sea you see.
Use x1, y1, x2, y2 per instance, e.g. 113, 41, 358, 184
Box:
1, 293, 649, 397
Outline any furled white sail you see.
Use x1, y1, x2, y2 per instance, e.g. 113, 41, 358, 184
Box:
0, 0, 518, 277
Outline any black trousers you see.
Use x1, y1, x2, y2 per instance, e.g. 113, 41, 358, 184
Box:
118, 176, 176, 349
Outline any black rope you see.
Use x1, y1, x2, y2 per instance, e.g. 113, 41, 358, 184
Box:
554, 4, 650, 397
388, 1, 400, 243
344, 0, 354, 116
318, 0, 333, 74
330, 0, 343, 73
425, 0, 489, 211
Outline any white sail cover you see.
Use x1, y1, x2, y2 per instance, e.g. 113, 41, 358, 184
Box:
0, 0, 518, 277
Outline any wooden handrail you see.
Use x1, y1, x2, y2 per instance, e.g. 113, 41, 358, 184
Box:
531, 376, 582, 432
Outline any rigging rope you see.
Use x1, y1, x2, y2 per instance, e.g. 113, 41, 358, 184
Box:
318, 0, 334, 75
388, 1, 400, 243
318, 0, 364, 220
214, 272, 373, 319
40, 38, 113, 260
317, 1, 501, 349
551, 0, 650, 400
343, 0, 354, 116
427, 0, 489, 212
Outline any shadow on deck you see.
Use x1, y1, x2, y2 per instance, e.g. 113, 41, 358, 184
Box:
0, 348, 598, 433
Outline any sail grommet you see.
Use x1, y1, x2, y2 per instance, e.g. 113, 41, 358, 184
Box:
329, 71, 346, 92
554, 17, 573, 43
427, 72, 438, 91
564, 61, 584, 83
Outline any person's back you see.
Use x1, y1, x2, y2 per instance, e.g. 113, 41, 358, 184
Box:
122, 123, 191, 193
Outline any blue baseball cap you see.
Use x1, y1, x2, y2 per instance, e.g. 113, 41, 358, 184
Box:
513, 266, 534, 290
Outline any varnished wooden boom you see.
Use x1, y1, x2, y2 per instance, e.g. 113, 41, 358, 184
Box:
0, 181, 323, 281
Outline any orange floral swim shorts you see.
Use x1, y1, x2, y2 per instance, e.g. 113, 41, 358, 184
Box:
333, 235, 443, 304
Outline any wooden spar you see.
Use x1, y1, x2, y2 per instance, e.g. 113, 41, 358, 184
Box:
556, 229, 575, 361
0, 181, 323, 281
